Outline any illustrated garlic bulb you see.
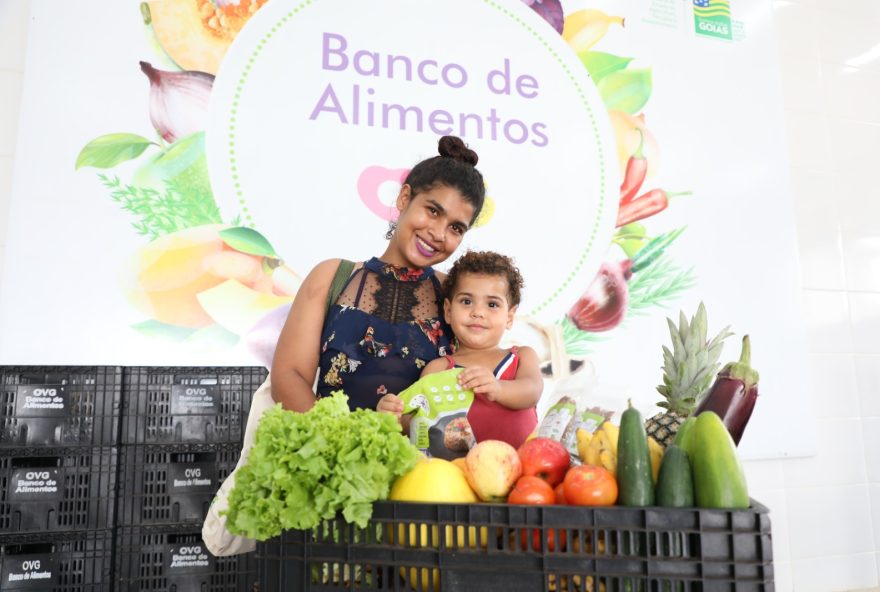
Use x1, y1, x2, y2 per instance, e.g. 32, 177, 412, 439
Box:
139, 61, 214, 144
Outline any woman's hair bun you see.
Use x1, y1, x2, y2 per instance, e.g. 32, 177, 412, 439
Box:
438, 135, 479, 166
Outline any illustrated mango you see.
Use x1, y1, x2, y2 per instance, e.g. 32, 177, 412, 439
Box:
126, 224, 300, 329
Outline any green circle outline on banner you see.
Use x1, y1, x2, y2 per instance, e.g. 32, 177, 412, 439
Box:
224, 0, 609, 318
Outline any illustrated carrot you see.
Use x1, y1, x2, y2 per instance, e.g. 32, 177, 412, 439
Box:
616, 189, 691, 228
619, 129, 647, 206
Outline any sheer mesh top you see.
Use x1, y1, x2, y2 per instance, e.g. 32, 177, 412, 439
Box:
316, 257, 454, 410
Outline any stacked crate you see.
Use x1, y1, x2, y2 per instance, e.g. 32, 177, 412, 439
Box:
115, 366, 266, 592
0, 366, 121, 592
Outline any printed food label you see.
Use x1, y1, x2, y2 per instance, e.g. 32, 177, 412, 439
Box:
14, 386, 67, 417
1, 554, 56, 589
170, 384, 220, 415
165, 544, 215, 575
8, 468, 64, 501
167, 462, 217, 493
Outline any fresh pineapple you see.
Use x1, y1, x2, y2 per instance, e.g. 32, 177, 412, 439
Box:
645, 302, 732, 447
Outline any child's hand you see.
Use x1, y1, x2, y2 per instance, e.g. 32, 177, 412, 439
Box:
377, 393, 404, 417
458, 367, 502, 401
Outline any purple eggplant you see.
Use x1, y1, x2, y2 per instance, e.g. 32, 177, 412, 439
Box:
694, 335, 759, 445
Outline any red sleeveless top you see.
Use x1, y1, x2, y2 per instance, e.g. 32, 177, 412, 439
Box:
444, 346, 538, 449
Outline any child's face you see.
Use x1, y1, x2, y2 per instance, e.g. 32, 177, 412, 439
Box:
444, 272, 517, 350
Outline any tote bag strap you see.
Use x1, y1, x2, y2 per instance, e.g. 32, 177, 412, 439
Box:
325, 259, 355, 314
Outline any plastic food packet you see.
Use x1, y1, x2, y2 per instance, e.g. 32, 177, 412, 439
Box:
535, 364, 621, 462
536, 396, 577, 441
398, 368, 475, 460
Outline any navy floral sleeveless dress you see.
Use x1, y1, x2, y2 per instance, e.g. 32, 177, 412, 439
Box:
316, 257, 454, 411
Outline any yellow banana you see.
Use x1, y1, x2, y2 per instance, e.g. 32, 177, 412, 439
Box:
598, 449, 616, 475
583, 421, 620, 475
648, 436, 664, 484
562, 9, 625, 54
600, 421, 619, 449
576, 427, 592, 463
585, 432, 601, 466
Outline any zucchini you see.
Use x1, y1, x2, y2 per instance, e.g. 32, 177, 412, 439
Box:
692, 412, 749, 508
617, 400, 655, 507
655, 445, 694, 507
672, 416, 697, 458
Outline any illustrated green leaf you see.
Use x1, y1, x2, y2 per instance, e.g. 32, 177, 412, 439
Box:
98, 175, 222, 239
131, 320, 197, 342
559, 316, 607, 356
219, 227, 277, 257
597, 68, 653, 114
625, 255, 697, 317
579, 51, 633, 83
76, 133, 155, 169
631, 227, 687, 273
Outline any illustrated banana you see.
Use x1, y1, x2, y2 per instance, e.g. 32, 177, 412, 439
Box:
562, 9, 625, 54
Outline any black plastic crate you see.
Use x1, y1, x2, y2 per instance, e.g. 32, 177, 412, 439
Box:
0, 366, 122, 447
118, 442, 239, 526
121, 366, 267, 444
0, 447, 117, 534
257, 500, 773, 592
116, 524, 258, 591
0, 529, 114, 591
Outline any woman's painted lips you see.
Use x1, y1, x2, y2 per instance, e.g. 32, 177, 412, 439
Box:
415, 237, 436, 257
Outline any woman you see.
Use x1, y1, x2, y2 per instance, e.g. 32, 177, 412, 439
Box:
270, 135, 486, 414
204, 136, 485, 556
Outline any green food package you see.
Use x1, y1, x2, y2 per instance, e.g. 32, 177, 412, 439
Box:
399, 368, 475, 461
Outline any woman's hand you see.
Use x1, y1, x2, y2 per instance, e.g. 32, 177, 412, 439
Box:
458, 367, 502, 401
377, 393, 404, 417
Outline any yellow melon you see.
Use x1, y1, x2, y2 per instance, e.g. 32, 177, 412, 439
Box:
147, 0, 269, 75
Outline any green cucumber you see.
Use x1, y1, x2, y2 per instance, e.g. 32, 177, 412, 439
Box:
655, 445, 694, 507
692, 412, 749, 509
617, 400, 655, 507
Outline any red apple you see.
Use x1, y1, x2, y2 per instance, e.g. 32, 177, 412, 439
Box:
517, 438, 571, 487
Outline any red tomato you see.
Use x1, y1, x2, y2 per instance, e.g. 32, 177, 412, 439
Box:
521, 526, 567, 552
507, 475, 555, 505
563, 465, 618, 506
517, 438, 571, 486
554, 482, 567, 505
507, 476, 566, 551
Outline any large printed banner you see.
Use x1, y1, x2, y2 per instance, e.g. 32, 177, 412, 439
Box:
0, 0, 813, 458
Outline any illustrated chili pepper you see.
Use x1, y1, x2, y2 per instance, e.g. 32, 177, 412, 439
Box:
619, 129, 647, 206
694, 335, 759, 445
615, 188, 691, 228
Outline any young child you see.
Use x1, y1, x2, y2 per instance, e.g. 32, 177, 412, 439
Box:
420, 250, 543, 449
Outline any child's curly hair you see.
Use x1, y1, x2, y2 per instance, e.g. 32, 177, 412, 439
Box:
443, 250, 524, 307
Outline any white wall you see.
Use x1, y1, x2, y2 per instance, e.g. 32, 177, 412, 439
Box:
0, 0, 878, 589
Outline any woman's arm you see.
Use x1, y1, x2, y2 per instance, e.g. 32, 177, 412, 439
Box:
270, 259, 347, 412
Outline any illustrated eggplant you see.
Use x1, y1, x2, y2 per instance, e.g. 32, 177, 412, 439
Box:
693, 335, 759, 445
